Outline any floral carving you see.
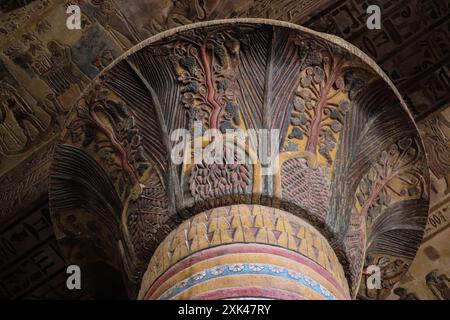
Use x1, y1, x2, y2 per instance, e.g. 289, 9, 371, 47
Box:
281, 157, 330, 219
161, 28, 251, 131
347, 137, 427, 295
189, 145, 251, 204
127, 170, 171, 262
66, 83, 150, 198
288, 38, 369, 165
355, 137, 426, 225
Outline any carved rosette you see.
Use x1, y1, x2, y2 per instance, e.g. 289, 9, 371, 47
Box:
49, 19, 430, 299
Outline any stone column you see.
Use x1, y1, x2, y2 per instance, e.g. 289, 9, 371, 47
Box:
49, 19, 430, 300
139, 205, 350, 300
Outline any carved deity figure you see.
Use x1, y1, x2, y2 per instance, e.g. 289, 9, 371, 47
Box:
21, 33, 52, 76
426, 269, 450, 300
90, 0, 139, 49
42, 40, 90, 94
37, 93, 64, 127
0, 98, 16, 154
422, 114, 450, 195
0, 82, 45, 143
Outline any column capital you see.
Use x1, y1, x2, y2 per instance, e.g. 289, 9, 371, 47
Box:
49, 19, 429, 299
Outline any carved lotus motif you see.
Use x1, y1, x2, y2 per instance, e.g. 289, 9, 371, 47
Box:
50, 19, 430, 300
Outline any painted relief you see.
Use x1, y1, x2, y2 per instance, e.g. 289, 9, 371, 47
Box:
49, 21, 430, 299
1, 0, 449, 300
385, 106, 450, 300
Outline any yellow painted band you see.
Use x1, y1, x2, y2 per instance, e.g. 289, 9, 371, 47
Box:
167, 274, 327, 300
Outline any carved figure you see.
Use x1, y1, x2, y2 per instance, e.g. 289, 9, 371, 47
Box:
37, 93, 64, 127
43, 41, 90, 94
0, 82, 45, 142
426, 269, 450, 300
422, 114, 450, 195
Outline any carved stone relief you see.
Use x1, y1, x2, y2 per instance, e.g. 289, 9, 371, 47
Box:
385, 106, 450, 300
0, 0, 448, 300
48, 20, 429, 299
